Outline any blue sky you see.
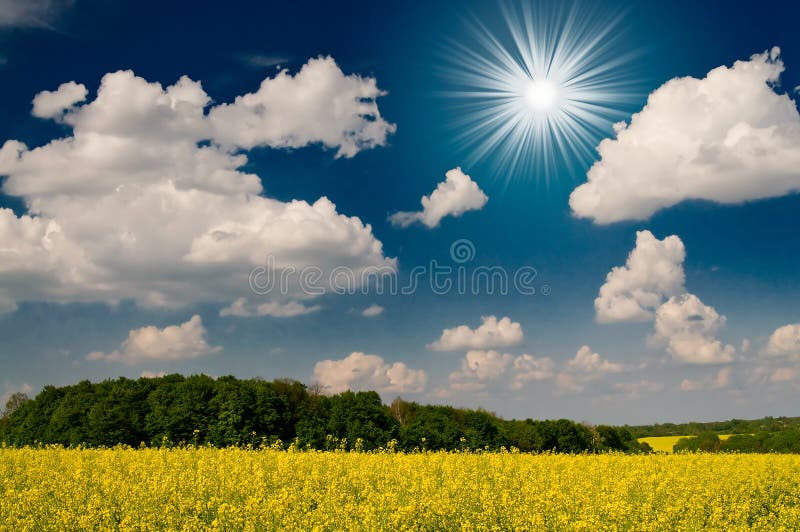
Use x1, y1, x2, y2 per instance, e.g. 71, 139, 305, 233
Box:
1, 0, 800, 424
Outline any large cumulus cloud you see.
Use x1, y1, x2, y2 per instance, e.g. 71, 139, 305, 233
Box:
570, 48, 800, 223
0, 57, 396, 314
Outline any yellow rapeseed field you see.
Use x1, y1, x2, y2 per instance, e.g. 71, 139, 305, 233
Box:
2, 446, 800, 531
638, 434, 736, 453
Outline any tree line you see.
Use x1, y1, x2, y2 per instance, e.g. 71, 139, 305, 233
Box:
673, 431, 800, 453
0, 374, 649, 453
628, 416, 800, 438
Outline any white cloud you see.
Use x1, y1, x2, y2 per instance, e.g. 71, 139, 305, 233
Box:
595, 231, 686, 323
219, 298, 321, 318
713, 366, 732, 388
445, 351, 556, 393
570, 47, 800, 224
428, 315, 524, 352
312, 352, 427, 395
679, 366, 732, 392
650, 294, 736, 365
140, 370, 166, 379
86, 315, 221, 364
554, 373, 585, 394
0, 60, 395, 315
746, 324, 800, 389
770, 367, 797, 383
0, 0, 69, 28
32, 81, 87, 119
749, 362, 800, 389
389, 167, 488, 228
741, 338, 751, 353
549, 346, 626, 394
597, 230, 736, 367
209, 56, 395, 158
449, 350, 513, 391
763, 323, 800, 360
440, 345, 626, 396
510, 354, 555, 390
361, 304, 384, 317
567, 345, 625, 375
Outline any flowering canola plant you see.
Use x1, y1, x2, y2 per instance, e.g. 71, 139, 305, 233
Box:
1, 446, 799, 530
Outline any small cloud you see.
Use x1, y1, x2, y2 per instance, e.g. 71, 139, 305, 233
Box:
510, 354, 555, 390
713, 366, 732, 388
140, 370, 166, 379
762, 323, 800, 360
682, 366, 734, 392
429, 387, 452, 399
549, 346, 627, 395
361, 304, 384, 317
87, 315, 221, 365
428, 315, 523, 352
390, 167, 488, 229
448, 350, 513, 391
741, 338, 751, 353
220, 298, 321, 318
236, 53, 290, 69
32, 80, 88, 119
313, 352, 427, 395
771, 367, 797, 383
554, 373, 584, 394
566, 345, 625, 375
595, 230, 686, 324
650, 294, 735, 365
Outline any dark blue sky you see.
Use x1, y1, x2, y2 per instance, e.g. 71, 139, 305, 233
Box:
1, 0, 799, 424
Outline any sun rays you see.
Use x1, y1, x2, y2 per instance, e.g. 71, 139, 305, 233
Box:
441, 1, 641, 183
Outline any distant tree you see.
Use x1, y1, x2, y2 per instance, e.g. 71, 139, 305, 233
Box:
673, 432, 720, 452
326, 391, 397, 450
503, 419, 539, 452
462, 409, 503, 449
399, 405, 463, 450
0, 392, 30, 441
2, 392, 29, 419
390, 397, 412, 427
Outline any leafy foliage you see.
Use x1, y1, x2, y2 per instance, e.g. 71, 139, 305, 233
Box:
628, 416, 800, 438
674, 430, 800, 454
0, 375, 649, 453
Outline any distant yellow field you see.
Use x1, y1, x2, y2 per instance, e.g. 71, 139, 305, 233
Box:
639, 434, 736, 453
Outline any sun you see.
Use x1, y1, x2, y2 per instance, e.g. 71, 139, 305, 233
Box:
442, 1, 640, 181
524, 79, 558, 112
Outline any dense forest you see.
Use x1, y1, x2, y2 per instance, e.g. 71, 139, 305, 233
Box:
3, 374, 799, 453
0, 374, 647, 453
